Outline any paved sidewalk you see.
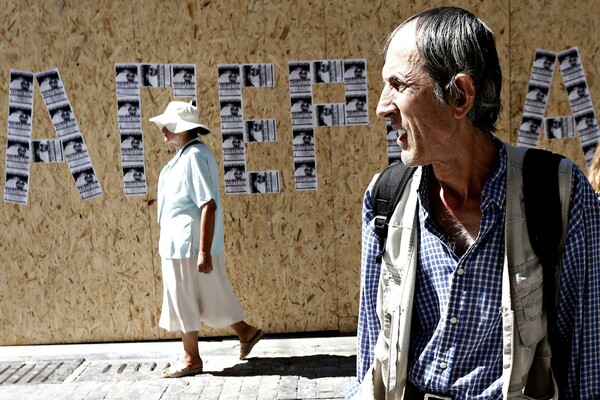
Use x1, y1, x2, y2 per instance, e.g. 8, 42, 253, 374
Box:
0, 334, 357, 399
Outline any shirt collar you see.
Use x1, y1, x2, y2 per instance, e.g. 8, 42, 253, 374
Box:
163, 137, 202, 170
177, 137, 201, 157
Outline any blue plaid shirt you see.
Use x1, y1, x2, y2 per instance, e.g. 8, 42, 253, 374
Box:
349, 147, 600, 399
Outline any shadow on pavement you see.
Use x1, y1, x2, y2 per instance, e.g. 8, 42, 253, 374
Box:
211, 355, 356, 379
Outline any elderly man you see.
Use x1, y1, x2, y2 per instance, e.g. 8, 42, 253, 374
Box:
352, 7, 600, 400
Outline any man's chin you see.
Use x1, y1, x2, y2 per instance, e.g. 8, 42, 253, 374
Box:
400, 152, 422, 167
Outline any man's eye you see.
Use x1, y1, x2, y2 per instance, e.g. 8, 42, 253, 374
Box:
391, 79, 407, 91
383, 79, 406, 92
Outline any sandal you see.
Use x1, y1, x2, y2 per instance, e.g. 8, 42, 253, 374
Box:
162, 361, 204, 378
239, 329, 264, 360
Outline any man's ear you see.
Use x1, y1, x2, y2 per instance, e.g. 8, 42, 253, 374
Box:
451, 73, 475, 119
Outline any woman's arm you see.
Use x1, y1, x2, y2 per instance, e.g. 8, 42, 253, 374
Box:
197, 199, 217, 274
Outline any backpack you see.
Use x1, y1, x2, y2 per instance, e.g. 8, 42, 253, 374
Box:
371, 148, 565, 330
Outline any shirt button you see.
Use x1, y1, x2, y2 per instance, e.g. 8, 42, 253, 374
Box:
440, 362, 448, 370
457, 268, 465, 275
450, 317, 458, 324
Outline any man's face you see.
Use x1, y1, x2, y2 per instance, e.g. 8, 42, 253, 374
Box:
536, 91, 546, 102
569, 56, 577, 68
234, 170, 243, 180
61, 110, 71, 121
376, 22, 455, 167
585, 117, 594, 128
20, 80, 30, 91
529, 122, 539, 133
228, 73, 238, 83
19, 113, 29, 124
126, 71, 136, 82
301, 102, 310, 112
299, 69, 308, 80
543, 58, 553, 70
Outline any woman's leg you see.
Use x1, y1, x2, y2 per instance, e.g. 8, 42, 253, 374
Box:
231, 321, 264, 359
162, 331, 204, 377
230, 321, 258, 342
180, 331, 203, 368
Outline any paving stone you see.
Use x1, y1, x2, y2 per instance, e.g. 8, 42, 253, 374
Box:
257, 375, 280, 399
176, 395, 203, 400
66, 381, 112, 400
161, 377, 210, 400
297, 377, 318, 399
218, 376, 243, 400
0, 384, 36, 399
277, 375, 299, 399
237, 375, 261, 400
198, 375, 225, 399
102, 381, 140, 399
160, 379, 193, 399
1, 382, 78, 400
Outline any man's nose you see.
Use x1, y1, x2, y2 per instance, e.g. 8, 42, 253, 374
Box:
376, 86, 396, 118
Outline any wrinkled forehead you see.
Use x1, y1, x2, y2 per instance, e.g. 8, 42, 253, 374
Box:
383, 22, 423, 77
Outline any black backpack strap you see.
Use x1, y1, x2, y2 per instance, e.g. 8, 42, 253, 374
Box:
522, 148, 565, 329
370, 161, 417, 252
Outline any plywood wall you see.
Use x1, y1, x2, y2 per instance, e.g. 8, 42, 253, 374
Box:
0, 0, 597, 345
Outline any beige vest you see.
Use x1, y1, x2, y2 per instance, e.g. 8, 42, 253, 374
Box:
359, 145, 573, 400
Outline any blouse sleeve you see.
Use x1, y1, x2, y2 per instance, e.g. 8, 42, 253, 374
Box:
186, 149, 217, 208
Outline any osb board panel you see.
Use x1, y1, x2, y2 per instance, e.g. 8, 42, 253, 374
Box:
508, 0, 599, 171
0, 0, 598, 346
0, 0, 160, 345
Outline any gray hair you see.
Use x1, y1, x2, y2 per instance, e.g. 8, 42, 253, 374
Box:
386, 7, 503, 134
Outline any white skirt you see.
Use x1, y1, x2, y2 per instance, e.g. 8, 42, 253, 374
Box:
159, 253, 246, 333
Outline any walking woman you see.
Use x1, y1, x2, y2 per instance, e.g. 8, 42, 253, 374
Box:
150, 101, 263, 378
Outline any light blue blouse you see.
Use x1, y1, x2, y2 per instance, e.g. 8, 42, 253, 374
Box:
157, 138, 224, 258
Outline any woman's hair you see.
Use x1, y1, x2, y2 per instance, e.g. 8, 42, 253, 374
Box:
385, 7, 503, 134
588, 145, 600, 194
189, 126, 210, 136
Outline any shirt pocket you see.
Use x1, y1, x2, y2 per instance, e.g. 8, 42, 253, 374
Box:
510, 257, 546, 348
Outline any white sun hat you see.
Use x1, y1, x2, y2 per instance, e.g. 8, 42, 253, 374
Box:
149, 100, 210, 134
